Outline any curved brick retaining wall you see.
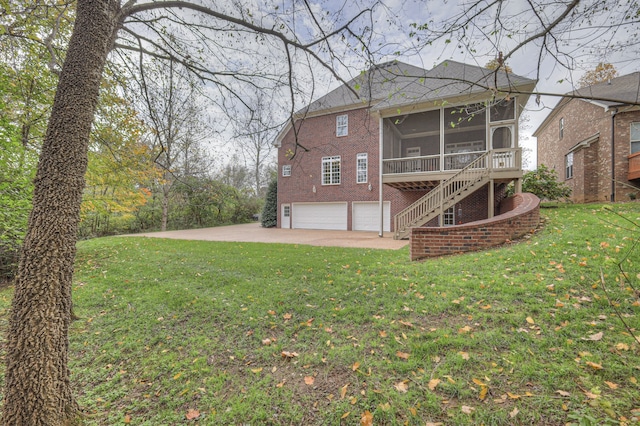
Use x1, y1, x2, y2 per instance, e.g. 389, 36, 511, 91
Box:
410, 193, 541, 261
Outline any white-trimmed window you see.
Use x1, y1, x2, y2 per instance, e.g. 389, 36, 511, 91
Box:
336, 114, 348, 137
322, 156, 341, 185
282, 165, 291, 177
565, 152, 574, 179
443, 207, 455, 226
559, 117, 564, 139
356, 153, 368, 183
631, 122, 640, 154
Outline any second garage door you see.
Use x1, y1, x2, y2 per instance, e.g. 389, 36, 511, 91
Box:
352, 201, 391, 232
291, 202, 348, 230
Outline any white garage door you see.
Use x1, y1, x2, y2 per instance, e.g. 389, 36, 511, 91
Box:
353, 201, 391, 232
292, 202, 348, 230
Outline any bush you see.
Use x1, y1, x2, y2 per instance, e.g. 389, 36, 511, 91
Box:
521, 164, 571, 201
261, 180, 277, 228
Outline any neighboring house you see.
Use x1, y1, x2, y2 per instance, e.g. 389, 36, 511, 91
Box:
275, 60, 537, 239
534, 72, 640, 203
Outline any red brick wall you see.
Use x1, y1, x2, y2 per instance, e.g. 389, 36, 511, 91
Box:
277, 108, 430, 231
536, 99, 640, 202
409, 193, 540, 260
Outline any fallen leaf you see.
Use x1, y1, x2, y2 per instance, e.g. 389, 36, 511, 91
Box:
458, 325, 472, 334
250, 367, 263, 374
458, 351, 470, 360
399, 320, 414, 328
378, 402, 391, 411
276, 381, 285, 388
526, 316, 535, 324
461, 405, 475, 414
341, 383, 349, 399
379, 330, 387, 338
352, 361, 361, 371
360, 410, 373, 426
556, 390, 571, 397
304, 376, 315, 385
472, 378, 486, 387
582, 332, 603, 341
507, 392, 521, 399
267, 310, 276, 315
283, 313, 292, 320
509, 407, 519, 418
604, 381, 618, 389
124, 414, 131, 424
262, 338, 272, 346
616, 343, 630, 351
341, 412, 350, 419
281, 351, 298, 359
428, 378, 441, 390
396, 351, 410, 360
586, 361, 603, 370
185, 409, 200, 420
394, 381, 409, 393
479, 386, 488, 400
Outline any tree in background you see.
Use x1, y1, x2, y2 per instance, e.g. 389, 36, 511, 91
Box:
521, 164, 571, 201
261, 179, 278, 228
578, 62, 618, 88
232, 93, 279, 197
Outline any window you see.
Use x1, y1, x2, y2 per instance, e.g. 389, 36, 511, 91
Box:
443, 207, 455, 226
631, 122, 640, 154
336, 114, 348, 137
565, 152, 574, 179
559, 118, 564, 139
322, 156, 341, 185
282, 165, 291, 177
490, 98, 515, 122
356, 153, 368, 183
406, 147, 421, 157
283, 205, 290, 217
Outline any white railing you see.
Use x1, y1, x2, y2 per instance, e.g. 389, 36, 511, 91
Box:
383, 155, 440, 174
383, 148, 521, 175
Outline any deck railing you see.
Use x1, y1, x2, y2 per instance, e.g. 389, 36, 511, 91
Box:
383, 148, 521, 175
629, 152, 640, 181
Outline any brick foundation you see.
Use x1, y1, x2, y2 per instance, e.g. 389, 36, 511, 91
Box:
409, 193, 540, 260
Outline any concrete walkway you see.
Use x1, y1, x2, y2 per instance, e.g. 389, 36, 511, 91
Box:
130, 222, 408, 250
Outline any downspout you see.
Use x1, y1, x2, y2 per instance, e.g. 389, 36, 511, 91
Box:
610, 107, 618, 202
379, 113, 384, 237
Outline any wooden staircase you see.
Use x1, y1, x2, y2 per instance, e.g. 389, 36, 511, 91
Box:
393, 152, 491, 240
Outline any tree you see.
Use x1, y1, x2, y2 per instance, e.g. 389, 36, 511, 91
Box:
1, 1, 376, 423
232, 93, 279, 197
261, 179, 278, 228
521, 164, 571, 201
133, 59, 213, 231
578, 63, 618, 88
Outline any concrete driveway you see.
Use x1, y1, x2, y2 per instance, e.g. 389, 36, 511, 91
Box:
131, 222, 408, 250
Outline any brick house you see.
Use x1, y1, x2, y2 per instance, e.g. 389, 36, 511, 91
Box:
276, 60, 537, 238
534, 72, 640, 203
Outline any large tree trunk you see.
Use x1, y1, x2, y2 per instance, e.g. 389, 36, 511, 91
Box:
3, 1, 120, 424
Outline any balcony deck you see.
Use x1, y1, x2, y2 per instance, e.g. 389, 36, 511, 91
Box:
382, 148, 522, 190
629, 152, 640, 181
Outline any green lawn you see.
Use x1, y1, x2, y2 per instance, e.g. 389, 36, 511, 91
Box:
1, 203, 639, 425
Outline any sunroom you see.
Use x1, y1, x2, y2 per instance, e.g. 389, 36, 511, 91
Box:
381, 97, 522, 190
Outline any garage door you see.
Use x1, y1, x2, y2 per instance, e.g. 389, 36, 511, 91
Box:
292, 202, 348, 230
353, 201, 391, 232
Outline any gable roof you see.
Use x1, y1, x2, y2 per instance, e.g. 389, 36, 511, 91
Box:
533, 71, 640, 136
300, 60, 537, 117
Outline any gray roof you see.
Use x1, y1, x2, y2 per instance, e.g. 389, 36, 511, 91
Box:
532, 71, 640, 137
571, 72, 640, 107
300, 60, 537, 116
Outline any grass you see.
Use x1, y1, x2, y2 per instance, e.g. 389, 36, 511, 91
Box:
1, 203, 639, 425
